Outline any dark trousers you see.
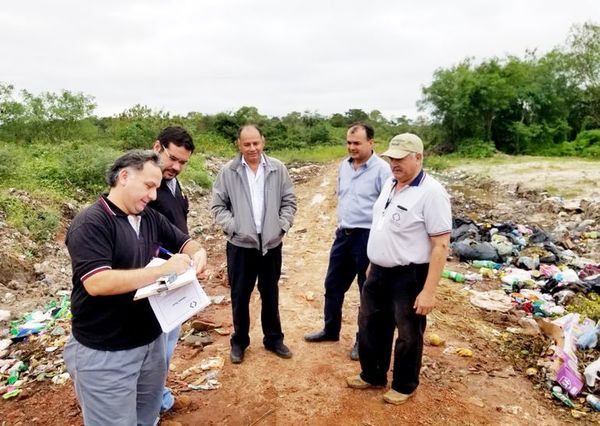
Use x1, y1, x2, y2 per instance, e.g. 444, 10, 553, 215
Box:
227, 242, 284, 349
323, 228, 370, 337
358, 263, 429, 394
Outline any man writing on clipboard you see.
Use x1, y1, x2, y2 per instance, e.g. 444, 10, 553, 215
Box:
64, 150, 207, 426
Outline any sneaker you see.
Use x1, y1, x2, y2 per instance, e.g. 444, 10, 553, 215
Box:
346, 375, 384, 389
383, 389, 415, 405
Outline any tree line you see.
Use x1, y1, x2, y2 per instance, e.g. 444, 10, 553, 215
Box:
0, 22, 598, 158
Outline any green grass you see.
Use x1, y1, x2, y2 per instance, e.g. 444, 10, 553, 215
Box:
269, 144, 347, 163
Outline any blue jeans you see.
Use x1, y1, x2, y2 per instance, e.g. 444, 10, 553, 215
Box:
323, 228, 370, 337
161, 325, 181, 412
358, 263, 429, 393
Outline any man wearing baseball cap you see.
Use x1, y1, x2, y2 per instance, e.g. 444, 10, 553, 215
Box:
346, 133, 452, 405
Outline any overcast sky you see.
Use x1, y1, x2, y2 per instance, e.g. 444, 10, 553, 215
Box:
1, 0, 598, 119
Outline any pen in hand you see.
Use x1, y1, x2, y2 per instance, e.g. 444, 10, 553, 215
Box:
159, 246, 174, 257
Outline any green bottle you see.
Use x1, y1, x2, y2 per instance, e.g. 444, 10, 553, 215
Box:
442, 270, 465, 283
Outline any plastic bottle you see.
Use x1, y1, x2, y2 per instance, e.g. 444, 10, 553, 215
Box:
472, 260, 502, 270
583, 231, 598, 239
7, 361, 25, 385
442, 270, 465, 283
587, 394, 600, 411
552, 386, 575, 408
464, 273, 483, 282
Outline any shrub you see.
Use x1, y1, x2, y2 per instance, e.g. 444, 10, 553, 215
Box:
455, 138, 496, 158
0, 142, 23, 180
38, 142, 119, 197
0, 194, 60, 242
118, 122, 157, 150
181, 156, 212, 188
424, 155, 452, 171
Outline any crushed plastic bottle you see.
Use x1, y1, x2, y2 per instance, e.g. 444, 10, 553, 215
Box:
479, 267, 495, 279
6, 361, 26, 385
472, 260, 502, 270
587, 394, 600, 411
441, 270, 465, 283
552, 386, 575, 408
464, 273, 483, 282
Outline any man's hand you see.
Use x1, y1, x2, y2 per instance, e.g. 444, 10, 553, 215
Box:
414, 289, 436, 316
192, 248, 208, 280
162, 253, 192, 276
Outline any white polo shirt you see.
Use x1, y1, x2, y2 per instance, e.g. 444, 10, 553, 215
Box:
367, 170, 451, 267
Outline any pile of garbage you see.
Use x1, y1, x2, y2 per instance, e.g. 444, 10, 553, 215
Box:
444, 217, 600, 413
448, 217, 600, 315
0, 292, 72, 400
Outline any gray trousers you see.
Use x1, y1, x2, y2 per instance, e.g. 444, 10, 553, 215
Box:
64, 335, 166, 426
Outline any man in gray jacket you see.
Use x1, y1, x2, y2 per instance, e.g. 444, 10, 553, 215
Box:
211, 124, 297, 364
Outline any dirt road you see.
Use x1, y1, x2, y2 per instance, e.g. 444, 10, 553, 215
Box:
162, 163, 571, 426
3, 160, 591, 425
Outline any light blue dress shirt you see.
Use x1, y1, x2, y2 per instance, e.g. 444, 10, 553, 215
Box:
336, 153, 392, 229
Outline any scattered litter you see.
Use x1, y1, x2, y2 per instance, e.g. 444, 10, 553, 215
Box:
469, 290, 513, 312
209, 295, 228, 305
456, 348, 473, 357
426, 334, 445, 347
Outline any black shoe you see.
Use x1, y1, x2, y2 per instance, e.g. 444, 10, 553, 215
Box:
304, 329, 340, 342
265, 342, 292, 359
350, 341, 359, 361
230, 345, 244, 364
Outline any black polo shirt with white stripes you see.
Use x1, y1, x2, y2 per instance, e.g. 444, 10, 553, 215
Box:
66, 195, 190, 351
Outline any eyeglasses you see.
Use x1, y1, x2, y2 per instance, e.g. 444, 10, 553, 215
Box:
161, 145, 190, 166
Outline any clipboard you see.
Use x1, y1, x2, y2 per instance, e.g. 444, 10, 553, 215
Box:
134, 264, 196, 300
136, 258, 211, 333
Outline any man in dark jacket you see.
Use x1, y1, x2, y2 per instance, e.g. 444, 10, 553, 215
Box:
148, 126, 195, 412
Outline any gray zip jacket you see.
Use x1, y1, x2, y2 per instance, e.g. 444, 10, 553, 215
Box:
211, 154, 297, 255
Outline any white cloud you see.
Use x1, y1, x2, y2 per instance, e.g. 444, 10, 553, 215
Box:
1, 0, 598, 119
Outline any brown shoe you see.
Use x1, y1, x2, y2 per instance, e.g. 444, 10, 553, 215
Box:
383, 389, 415, 405
172, 394, 192, 411
346, 375, 384, 389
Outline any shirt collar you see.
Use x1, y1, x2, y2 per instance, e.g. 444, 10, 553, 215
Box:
241, 154, 266, 169
346, 151, 375, 169
100, 194, 146, 217
392, 169, 426, 188
409, 169, 426, 186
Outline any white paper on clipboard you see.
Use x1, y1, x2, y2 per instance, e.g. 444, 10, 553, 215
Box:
137, 257, 211, 333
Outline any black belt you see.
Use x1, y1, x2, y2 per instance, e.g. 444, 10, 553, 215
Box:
340, 228, 367, 235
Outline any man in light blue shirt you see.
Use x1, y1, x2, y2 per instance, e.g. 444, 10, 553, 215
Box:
305, 122, 391, 360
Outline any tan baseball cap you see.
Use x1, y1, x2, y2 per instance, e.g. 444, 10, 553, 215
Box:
381, 133, 423, 159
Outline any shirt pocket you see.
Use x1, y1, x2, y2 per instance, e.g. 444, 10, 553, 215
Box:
388, 204, 409, 231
